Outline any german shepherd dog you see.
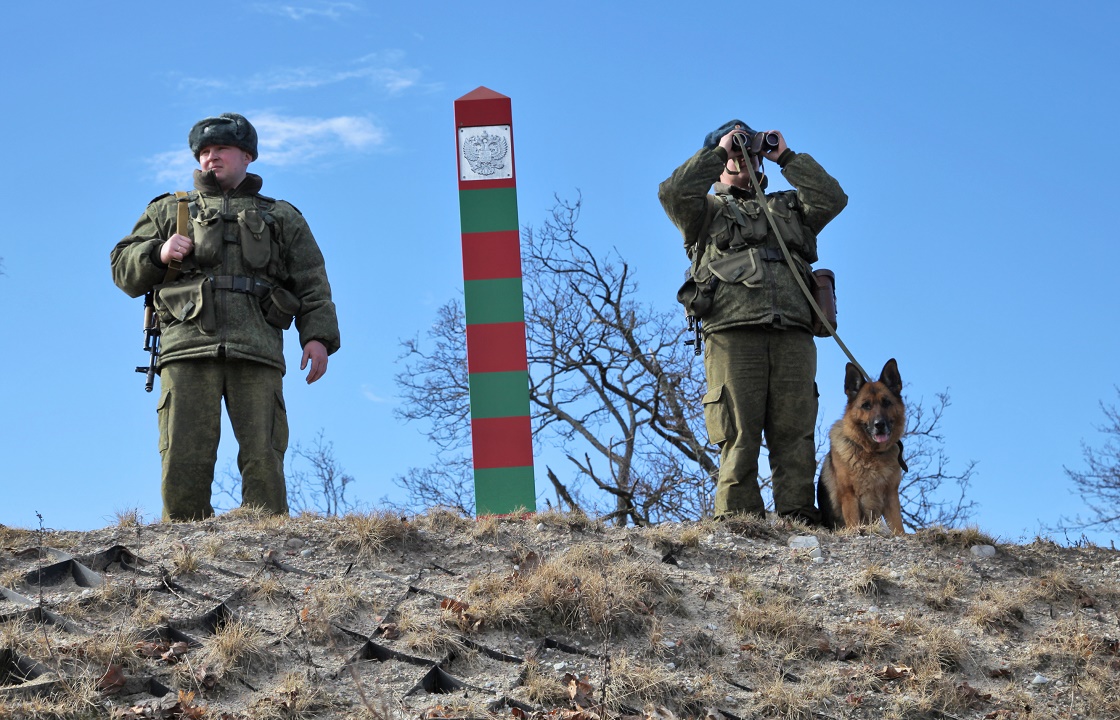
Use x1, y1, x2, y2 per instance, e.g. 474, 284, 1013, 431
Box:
818, 359, 908, 534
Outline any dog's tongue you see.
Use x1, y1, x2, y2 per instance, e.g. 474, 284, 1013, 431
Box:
873, 433, 891, 444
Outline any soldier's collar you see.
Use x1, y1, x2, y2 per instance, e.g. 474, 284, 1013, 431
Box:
713, 182, 758, 200
192, 170, 264, 197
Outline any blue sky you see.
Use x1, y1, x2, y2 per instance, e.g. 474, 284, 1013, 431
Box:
1, 1, 1117, 544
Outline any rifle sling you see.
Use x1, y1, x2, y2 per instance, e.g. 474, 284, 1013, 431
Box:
162, 191, 188, 284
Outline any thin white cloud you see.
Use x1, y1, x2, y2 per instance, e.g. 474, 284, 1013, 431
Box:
144, 112, 385, 182
252, 2, 360, 21
361, 385, 390, 403
177, 52, 436, 97
148, 150, 199, 187
252, 112, 386, 166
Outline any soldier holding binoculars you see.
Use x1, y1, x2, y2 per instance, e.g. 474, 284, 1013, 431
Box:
659, 119, 847, 524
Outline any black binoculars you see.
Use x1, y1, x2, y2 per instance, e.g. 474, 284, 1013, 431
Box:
732, 129, 780, 156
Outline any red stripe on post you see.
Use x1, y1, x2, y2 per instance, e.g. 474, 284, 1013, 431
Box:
471, 416, 534, 469
466, 322, 528, 373
462, 231, 523, 281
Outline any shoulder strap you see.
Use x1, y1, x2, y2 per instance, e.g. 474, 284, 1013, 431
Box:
689, 194, 718, 263
162, 191, 189, 284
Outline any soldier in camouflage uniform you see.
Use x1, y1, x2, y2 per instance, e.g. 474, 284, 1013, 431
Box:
659, 120, 847, 522
111, 113, 341, 521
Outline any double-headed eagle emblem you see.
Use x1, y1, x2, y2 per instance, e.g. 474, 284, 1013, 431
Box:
462, 130, 508, 177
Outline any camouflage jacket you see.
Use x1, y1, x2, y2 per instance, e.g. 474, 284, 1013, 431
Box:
111, 171, 340, 373
659, 146, 847, 334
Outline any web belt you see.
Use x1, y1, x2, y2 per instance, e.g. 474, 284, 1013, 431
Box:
211, 275, 273, 298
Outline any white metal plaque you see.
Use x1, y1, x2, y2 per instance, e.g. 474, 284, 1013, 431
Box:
459, 125, 513, 181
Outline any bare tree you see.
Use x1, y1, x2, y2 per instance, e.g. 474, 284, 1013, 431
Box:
898, 391, 977, 530
214, 428, 361, 516
394, 197, 717, 525
1053, 388, 1120, 535
521, 197, 717, 525
395, 196, 975, 529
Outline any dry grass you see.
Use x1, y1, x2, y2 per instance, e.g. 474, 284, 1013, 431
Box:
413, 507, 473, 534
199, 618, 269, 678
914, 562, 967, 611
247, 671, 340, 719
470, 514, 502, 541
395, 603, 468, 658
732, 590, 819, 651
0, 676, 101, 719
851, 563, 892, 596
519, 659, 569, 705
300, 577, 370, 641
750, 667, 836, 720
914, 524, 996, 550
198, 534, 226, 559
171, 543, 201, 576
967, 586, 1027, 631
606, 653, 680, 710
130, 591, 171, 627
533, 508, 599, 532
1029, 567, 1082, 603
112, 507, 143, 528
330, 510, 415, 556
1028, 616, 1115, 672
0, 567, 25, 590
464, 543, 675, 637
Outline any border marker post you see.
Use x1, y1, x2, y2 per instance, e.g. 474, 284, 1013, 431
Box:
454, 86, 536, 515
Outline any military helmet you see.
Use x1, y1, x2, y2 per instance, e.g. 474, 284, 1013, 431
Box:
188, 113, 259, 160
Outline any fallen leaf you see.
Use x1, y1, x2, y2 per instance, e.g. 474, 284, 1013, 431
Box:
875, 664, 913, 681
98, 664, 127, 693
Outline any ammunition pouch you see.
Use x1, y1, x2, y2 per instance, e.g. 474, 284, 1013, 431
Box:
191, 207, 224, 266
237, 209, 272, 270
154, 276, 215, 334
676, 272, 718, 319
259, 286, 301, 330
709, 247, 764, 287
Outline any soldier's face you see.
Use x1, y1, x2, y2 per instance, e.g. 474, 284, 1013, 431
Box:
720, 152, 761, 190
199, 145, 252, 191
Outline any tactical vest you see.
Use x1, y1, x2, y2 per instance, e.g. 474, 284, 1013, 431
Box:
698, 190, 818, 287
155, 191, 299, 333
183, 190, 288, 286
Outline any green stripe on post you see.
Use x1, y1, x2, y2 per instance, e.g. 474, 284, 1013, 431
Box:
459, 188, 519, 233
464, 278, 525, 324
468, 371, 530, 419
474, 466, 536, 515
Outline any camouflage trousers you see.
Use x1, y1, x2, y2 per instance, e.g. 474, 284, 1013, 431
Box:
157, 359, 289, 521
702, 326, 819, 521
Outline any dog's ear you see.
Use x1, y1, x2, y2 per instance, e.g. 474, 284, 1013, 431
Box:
844, 362, 865, 401
879, 358, 903, 398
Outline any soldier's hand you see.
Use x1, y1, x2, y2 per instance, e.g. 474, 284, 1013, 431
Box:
301, 340, 329, 384
761, 130, 788, 161
718, 126, 743, 154
160, 233, 194, 264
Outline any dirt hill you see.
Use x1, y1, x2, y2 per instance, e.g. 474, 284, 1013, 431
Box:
1, 510, 1118, 719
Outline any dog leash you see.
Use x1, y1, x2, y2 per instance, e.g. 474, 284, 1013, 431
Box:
735, 134, 872, 383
